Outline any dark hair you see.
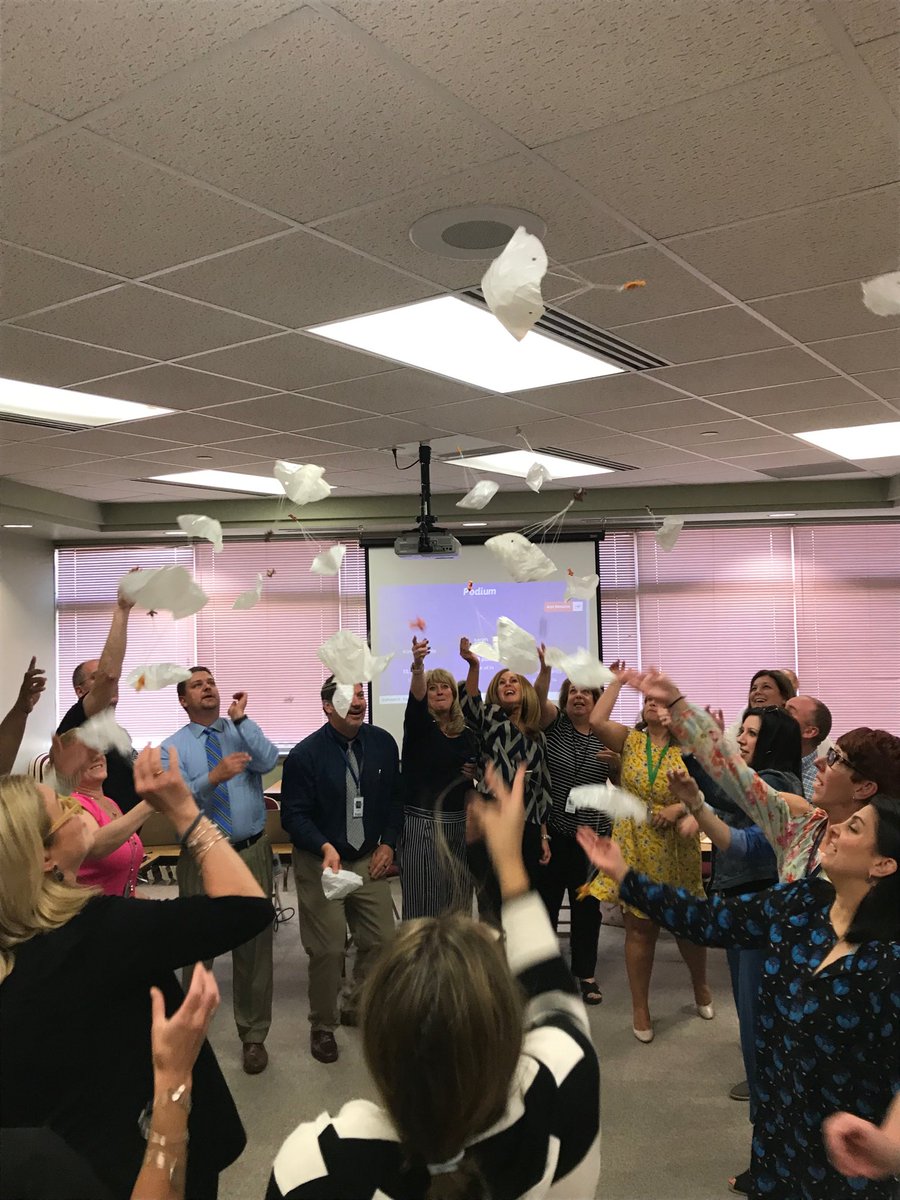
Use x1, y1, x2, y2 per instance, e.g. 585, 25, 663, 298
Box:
839, 728, 900, 793
741, 707, 803, 780
808, 697, 833, 745
321, 675, 337, 706
845, 794, 900, 943
558, 679, 601, 710
72, 662, 89, 691
176, 666, 210, 700
749, 669, 796, 702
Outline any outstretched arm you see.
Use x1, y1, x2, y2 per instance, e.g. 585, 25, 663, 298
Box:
0, 657, 46, 775
459, 637, 481, 698
587, 661, 630, 754
83, 588, 135, 717
667, 767, 734, 852
409, 637, 429, 701
534, 643, 557, 729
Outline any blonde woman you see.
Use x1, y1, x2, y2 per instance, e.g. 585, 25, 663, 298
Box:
0, 748, 272, 1200
398, 637, 479, 919
268, 764, 600, 1200
459, 638, 552, 922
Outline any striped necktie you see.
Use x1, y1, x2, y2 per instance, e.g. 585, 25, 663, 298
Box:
204, 726, 233, 838
345, 740, 364, 852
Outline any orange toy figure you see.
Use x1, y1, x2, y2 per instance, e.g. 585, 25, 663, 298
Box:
567, 568, 575, 577
133, 673, 147, 692
465, 581, 474, 594
266, 568, 277, 578
263, 530, 275, 543
621, 279, 646, 290
409, 616, 427, 632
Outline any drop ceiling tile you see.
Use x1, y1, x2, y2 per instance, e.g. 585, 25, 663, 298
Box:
60, 456, 185, 480
641, 418, 772, 450
182, 332, 395, 392
478, 413, 610, 447
666, 184, 900, 299
647, 461, 763, 483
105, 482, 248, 502
198, 393, 370, 432
305, 415, 458, 450
0, 96, 62, 151
559, 246, 725, 325
0, 244, 120, 321
156, 230, 436, 327
5, 466, 112, 489
646, 348, 837, 396
108, 411, 266, 445
591, 398, 735, 434
591, 441, 707, 469
0, 419, 67, 444
16, 285, 276, 361
519, 372, 682, 417
832, 0, 900, 43
311, 449, 384, 471
858, 34, 900, 100
138, 446, 271, 469
39, 428, 188, 457
724, 449, 842, 467
710, 376, 873, 416
714, 434, 815, 457
412, 396, 551, 435
611, 305, 788, 363
2, 131, 287, 276
0, 325, 151, 387
306, 369, 485, 415
0, 443, 110, 474
765, 402, 899, 434
1, 0, 302, 117
749, 279, 900, 342
334, 0, 828, 145
541, 59, 898, 238
87, 9, 513, 222
854, 368, 900, 399
65, 364, 277, 412
315, 152, 639, 289
212, 431, 354, 461
809, 329, 900, 374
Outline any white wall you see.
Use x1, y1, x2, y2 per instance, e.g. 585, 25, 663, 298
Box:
0, 531, 57, 772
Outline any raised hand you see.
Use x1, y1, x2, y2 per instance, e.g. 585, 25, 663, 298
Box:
15, 657, 46, 714
620, 668, 683, 707
214, 751, 251, 783
705, 705, 725, 732
666, 766, 702, 811
459, 636, 478, 665
411, 636, 430, 665
150, 963, 219, 1087
609, 659, 629, 681
576, 827, 628, 883
228, 691, 248, 721
134, 745, 194, 819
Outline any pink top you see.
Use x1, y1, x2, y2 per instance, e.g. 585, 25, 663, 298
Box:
74, 792, 143, 898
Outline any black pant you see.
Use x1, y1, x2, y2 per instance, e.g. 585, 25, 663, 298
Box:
537, 830, 603, 979
468, 823, 544, 927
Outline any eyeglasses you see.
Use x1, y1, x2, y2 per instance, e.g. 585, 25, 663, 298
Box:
825, 746, 855, 772
44, 793, 84, 841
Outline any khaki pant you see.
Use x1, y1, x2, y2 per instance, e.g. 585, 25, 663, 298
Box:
177, 833, 274, 1044
293, 848, 396, 1031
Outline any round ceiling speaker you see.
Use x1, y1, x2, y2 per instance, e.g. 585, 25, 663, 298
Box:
409, 204, 546, 260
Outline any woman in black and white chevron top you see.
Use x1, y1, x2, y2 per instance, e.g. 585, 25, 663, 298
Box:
266, 763, 600, 1200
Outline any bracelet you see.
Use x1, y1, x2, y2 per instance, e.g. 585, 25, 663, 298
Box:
179, 812, 205, 847
541, 833, 551, 842
233, 714, 248, 726
148, 1130, 189, 1148
142, 1145, 185, 1181
411, 663, 424, 672
193, 831, 227, 864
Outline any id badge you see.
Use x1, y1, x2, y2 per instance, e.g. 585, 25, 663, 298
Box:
565, 794, 577, 814
353, 795, 365, 818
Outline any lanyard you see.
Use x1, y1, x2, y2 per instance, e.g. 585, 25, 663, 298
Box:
804, 820, 827, 879
569, 719, 592, 783
343, 741, 363, 791
645, 733, 672, 790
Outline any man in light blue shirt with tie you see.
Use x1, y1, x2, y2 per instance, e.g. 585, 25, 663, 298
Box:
162, 665, 279, 1075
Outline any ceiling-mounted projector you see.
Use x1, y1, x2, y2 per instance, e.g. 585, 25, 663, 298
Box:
394, 443, 461, 559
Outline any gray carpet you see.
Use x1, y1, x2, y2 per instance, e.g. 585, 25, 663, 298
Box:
148, 876, 749, 1199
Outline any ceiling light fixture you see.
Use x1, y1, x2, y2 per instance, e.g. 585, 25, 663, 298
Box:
795, 421, 900, 460
308, 296, 623, 393
445, 449, 613, 480
769, 512, 797, 518
150, 470, 285, 495
461, 521, 488, 527
2, 523, 33, 528
0, 378, 173, 427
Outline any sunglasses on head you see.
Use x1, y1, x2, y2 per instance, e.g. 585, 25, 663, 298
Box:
44, 793, 84, 841
825, 746, 856, 772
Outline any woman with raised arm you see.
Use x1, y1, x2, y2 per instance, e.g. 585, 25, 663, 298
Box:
267, 763, 600, 1200
0, 746, 272, 1200
533, 648, 613, 1005
458, 636, 551, 921
579, 769, 900, 1200
398, 636, 479, 919
66, 748, 153, 897
586, 662, 711, 1042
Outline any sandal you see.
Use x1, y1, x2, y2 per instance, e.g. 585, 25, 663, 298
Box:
728, 1169, 751, 1195
578, 978, 603, 1005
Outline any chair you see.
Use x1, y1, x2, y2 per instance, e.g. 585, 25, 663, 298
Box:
28, 753, 52, 783
139, 812, 181, 884
264, 808, 295, 928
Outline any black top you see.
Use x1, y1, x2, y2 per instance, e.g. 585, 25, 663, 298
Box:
543, 713, 611, 839
0, 893, 272, 1200
281, 722, 403, 860
400, 694, 478, 814
57, 699, 139, 814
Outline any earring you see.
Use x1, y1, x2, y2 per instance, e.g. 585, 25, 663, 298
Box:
50, 866, 65, 883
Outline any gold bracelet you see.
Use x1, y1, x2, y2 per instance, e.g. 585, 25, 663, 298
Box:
142, 1146, 184, 1180
148, 1130, 189, 1148
184, 816, 216, 851
193, 831, 227, 864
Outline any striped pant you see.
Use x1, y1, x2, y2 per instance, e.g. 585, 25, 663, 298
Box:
396, 806, 473, 920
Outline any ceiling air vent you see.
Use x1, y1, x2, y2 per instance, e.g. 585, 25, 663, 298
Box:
0, 412, 88, 433
538, 445, 638, 473
758, 462, 866, 479
461, 288, 669, 372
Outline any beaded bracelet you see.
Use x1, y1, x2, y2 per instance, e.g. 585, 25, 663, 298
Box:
179, 812, 205, 847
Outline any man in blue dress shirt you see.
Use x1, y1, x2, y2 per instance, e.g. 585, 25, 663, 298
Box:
281, 678, 402, 1064
162, 666, 279, 1075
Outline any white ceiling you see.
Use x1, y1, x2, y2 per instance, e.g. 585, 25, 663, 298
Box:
1, 0, 899, 522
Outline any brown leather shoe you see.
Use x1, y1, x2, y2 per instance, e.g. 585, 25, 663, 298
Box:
242, 1042, 268, 1075
310, 1029, 338, 1063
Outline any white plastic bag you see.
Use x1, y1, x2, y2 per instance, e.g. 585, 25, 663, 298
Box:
525, 462, 551, 493
127, 663, 192, 692
485, 532, 557, 582
569, 782, 647, 824
469, 637, 500, 662
118, 565, 209, 620
176, 513, 223, 553
331, 682, 356, 718
321, 867, 364, 900
481, 226, 548, 340
317, 629, 393, 684
564, 572, 599, 600
232, 573, 264, 610
861, 271, 900, 317
496, 616, 539, 674
311, 545, 346, 576
75, 709, 133, 758
456, 480, 499, 510
543, 646, 614, 688
655, 517, 684, 552
274, 461, 332, 505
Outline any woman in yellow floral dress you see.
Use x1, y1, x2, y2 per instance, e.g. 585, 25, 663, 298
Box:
589, 665, 713, 1043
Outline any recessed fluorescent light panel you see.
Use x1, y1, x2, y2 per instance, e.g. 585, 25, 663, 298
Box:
308, 296, 623, 393
446, 450, 613, 480
795, 421, 900, 460
0, 378, 173, 426
150, 470, 284, 495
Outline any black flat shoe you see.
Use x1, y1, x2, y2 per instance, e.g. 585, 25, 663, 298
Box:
578, 978, 603, 1005
728, 1169, 751, 1195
